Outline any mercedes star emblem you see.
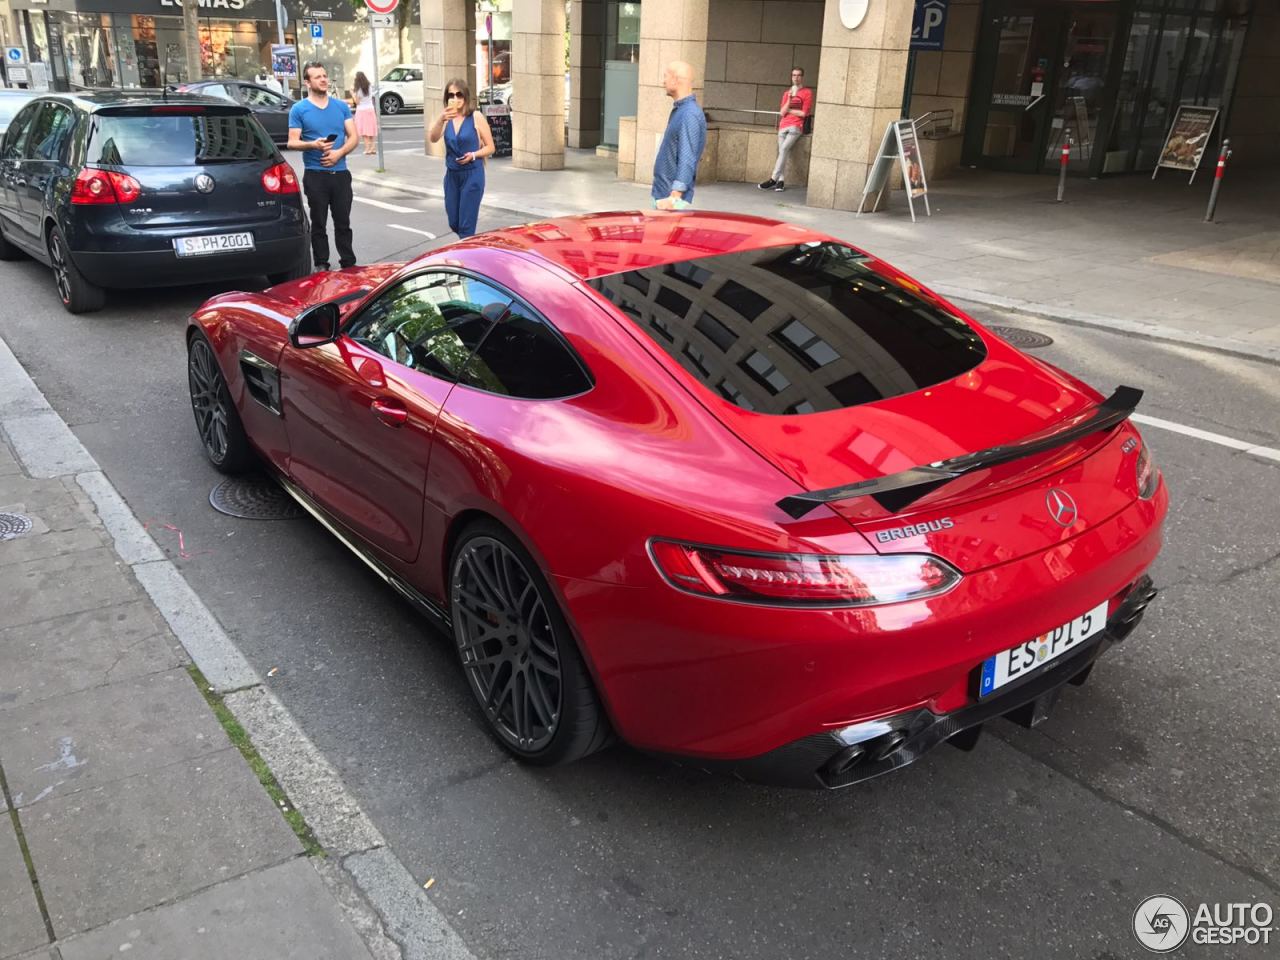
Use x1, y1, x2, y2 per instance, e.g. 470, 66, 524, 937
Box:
1045, 488, 1079, 527
195, 174, 215, 194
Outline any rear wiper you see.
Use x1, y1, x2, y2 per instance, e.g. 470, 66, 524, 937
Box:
776, 386, 1143, 519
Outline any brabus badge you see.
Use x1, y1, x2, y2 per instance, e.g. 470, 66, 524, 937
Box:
875, 518, 955, 543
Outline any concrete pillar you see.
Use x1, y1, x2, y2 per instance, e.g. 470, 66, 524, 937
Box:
805, 0, 913, 211
633, 0, 710, 185
421, 0, 474, 159
512, 0, 567, 171
569, 0, 605, 149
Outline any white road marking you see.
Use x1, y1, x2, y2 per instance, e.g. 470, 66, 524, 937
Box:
352, 195, 421, 214
1132, 413, 1280, 463
387, 224, 437, 240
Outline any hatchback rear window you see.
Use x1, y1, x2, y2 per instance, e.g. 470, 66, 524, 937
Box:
587, 242, 986, 416
87, 110, 275, 166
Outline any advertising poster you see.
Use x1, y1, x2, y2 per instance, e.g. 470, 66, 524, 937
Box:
271, 43, 298, 80
1153, 105, 1218, 180
895, 119, 928, 199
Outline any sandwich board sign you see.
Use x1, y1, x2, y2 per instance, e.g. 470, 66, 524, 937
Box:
857, 119, 931, 222
1152, 105, 1218, 184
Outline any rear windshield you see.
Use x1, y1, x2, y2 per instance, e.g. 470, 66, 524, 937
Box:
87, 110, 275, 166
587, 242, 986, 416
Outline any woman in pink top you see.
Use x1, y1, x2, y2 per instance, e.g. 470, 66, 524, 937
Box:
759, 67, 812, 193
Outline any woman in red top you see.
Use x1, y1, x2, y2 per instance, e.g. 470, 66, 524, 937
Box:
759, 67, 812, 193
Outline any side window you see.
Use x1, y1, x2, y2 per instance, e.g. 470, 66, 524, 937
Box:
241, 86, 284, 107
407, 70, 423, 82
462, 302, 592, 399
346, 271, 506, 381
2, 103, 42, 160
28, 104, 76, 163
202, 84, 235, 102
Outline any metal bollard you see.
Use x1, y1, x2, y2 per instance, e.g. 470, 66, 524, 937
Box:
1056, 135, 1072, 203
1203, 139, 1232, 223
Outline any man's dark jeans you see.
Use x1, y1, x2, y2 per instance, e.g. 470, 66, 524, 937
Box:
302, 169, 355, 269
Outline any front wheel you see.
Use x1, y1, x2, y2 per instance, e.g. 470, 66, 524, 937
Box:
48, 226, 104, 314
187, 332, 255, 474
380, 93, 403, 115
450, 521, 611, 765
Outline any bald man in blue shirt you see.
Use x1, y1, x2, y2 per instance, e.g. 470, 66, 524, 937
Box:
652, 61, 707, 210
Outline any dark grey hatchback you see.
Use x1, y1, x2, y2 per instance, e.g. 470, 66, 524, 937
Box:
0, 92, 309, 314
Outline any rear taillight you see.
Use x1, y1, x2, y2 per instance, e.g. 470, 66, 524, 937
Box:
1136, 439, 1158, 499
648, 539, 961, 607
71, 168, 142, 205
261, 162, 299, 195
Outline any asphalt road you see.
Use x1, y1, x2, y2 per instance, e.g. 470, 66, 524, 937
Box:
1, 172, 1277, 959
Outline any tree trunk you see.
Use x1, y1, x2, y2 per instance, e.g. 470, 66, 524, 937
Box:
182, 0, 202, 85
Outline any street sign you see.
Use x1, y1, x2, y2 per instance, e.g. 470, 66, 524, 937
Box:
364, 0, 399, 16
370, 12, 394, 28
308, 9, 333, 18
910, 0, 948, 51
310, 21, 323, 40
4, 46, 24, 66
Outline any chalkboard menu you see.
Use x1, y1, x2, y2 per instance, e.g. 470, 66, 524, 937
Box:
482, 104, 512, 158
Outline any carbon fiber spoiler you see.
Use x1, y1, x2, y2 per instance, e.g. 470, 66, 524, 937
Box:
776, 386, 1143, 519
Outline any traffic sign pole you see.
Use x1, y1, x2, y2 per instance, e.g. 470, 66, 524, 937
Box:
363, 0, 398, 172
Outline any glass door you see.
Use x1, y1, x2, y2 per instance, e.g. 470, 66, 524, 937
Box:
1042, 6, 1119, 175
966, 4, 1067, 173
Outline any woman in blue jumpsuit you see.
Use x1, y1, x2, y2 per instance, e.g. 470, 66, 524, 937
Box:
427, 79, 495, 239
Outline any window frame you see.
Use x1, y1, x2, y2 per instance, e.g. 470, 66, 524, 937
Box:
340, 266, 595, 401
1, 101, 44, 161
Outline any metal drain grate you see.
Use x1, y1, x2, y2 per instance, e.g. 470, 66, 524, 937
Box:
989, 326, 1055, 349
209, 477, 304, 521
0, 512, 34, 541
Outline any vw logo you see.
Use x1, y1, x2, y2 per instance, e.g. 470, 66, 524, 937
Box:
1045, 488, 1078, 527
195, 174, 215, 194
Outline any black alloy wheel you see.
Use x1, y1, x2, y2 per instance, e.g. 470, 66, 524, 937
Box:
187, 333, 254, 474
381, 93, 403, 115
48, 226, 104, 314
450, 522, 611, 764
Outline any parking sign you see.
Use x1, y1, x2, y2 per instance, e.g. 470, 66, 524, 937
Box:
310, 21, 323, 40
910, 0, 948, 51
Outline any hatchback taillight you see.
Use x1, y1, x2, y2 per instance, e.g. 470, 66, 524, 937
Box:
71, 168, 142, 205
261, 161, 299, 195
648, 539, 961, 607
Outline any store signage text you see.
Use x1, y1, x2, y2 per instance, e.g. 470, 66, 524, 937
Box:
160, 0, 250, 11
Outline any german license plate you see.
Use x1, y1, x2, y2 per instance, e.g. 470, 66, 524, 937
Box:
174, 232, 255, 257
979, 600, 1108, 697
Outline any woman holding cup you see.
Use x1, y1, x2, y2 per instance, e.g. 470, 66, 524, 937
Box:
427, 79, 495, 239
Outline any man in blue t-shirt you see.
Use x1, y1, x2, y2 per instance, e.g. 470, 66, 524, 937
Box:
288, 61, 359, 270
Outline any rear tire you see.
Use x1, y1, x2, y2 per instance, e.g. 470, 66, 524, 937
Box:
380, 93, 403, 115
48, 226, 105, 314
449, 520, 612, 766
187, 331, 256, 474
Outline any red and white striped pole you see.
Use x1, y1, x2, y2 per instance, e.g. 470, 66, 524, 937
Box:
1204, 138, 1232, 223
1056, 135, 1072, 203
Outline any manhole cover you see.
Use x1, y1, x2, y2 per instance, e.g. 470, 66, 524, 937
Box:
989, 325, 1055, 349
209, 477, 304, 521
0, 512, 33, 541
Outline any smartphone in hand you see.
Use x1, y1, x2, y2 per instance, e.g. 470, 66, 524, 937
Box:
324, 133, 338, 143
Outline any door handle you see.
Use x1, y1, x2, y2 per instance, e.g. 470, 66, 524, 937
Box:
370, 397, 407, 427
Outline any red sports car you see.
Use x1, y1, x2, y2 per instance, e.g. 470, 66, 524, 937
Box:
186, 211, 1166, 788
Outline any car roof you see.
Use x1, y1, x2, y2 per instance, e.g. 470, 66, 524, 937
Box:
26, 90, 243, 112
466, 211, 833, 282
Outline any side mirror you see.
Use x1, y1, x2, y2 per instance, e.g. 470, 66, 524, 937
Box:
289, 302, 340, 349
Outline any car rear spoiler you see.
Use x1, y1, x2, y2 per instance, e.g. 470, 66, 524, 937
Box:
776, 386, 1143, 519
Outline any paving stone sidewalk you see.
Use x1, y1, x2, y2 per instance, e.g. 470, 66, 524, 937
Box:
345, 145, 1280, 362
0, 439, 378, 959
